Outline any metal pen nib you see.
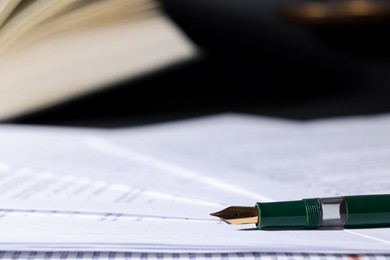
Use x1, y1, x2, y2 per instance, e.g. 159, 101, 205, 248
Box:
210, 206, 258, 225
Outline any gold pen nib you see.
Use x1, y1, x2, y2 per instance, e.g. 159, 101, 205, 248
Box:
210, 206, 258, 225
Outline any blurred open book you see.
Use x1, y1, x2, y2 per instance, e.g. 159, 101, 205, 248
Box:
0, 0, 196, 120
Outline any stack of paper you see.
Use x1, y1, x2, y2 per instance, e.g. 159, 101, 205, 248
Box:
2, 251, 388, 260
0, 114, 389, 257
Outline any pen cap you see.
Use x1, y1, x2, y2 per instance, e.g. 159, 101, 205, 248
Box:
256, 199, 321, 229
344, 194, 390, 228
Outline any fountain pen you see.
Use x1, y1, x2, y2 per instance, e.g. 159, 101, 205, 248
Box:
211, 194, 390, 229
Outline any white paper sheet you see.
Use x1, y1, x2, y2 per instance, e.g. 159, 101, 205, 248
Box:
0, 114, 389, 253
0, 162, 222, 219
0, 209, 387, 253
0, 251, 380, 260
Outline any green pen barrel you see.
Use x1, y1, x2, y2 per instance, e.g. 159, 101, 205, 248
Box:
344, 194, 390, 228
255, 194, 390, 230
256, 199, 321, 229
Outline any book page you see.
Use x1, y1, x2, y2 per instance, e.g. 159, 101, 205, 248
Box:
0, 0, 22, 27
0, 0, 158, 54
0, 0, 196, 121
0, 15, 195, 120
0, 0, 84, 51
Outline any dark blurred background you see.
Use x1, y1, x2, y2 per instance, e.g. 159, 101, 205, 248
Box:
12, 0, 390, 127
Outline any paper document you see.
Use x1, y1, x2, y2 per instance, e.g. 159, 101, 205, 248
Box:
0, 114, 389, 253
1, 251, 384, 260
